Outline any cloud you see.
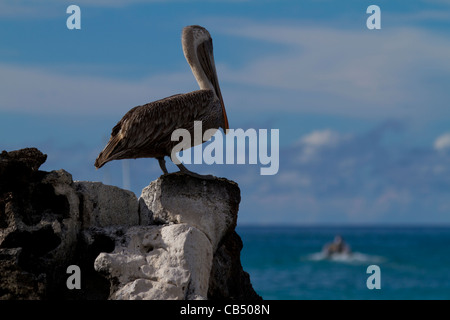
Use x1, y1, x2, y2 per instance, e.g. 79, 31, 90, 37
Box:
299, 129, 343, 147
434, 133, 450, 151
0, 0, 245, 17
2, 18, 450, 126
295, 129, 351, 163
233, 121, 450, 224
0, 63, 194, 116
217, 21, 450, 121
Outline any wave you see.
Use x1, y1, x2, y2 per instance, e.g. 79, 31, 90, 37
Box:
305, 251, 386, 264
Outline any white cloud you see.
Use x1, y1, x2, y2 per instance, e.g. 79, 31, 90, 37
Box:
296, 129, 350, 163
238, 122, 450, 223
2, 19, 450, 125
0, 63, 194, 116
0, 0, 244, 17
434, 133, 450, 151
299, 129, 344, 148
217, 22, 450, 120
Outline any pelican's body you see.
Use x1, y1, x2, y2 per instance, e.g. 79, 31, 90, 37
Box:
95, 25, 228, 176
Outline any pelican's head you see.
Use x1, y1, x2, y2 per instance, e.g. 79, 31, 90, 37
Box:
182, 25, 229, 131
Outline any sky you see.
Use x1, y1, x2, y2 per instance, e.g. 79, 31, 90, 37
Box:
1, 0, 450, 225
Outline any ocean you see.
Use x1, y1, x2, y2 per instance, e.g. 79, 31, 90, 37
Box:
236, 226, 450, 300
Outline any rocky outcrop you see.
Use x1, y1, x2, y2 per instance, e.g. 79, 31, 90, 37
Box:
0, 148, 261, 300
95, 224, 213, 300
140, 174, 240, 251
0, 148, 81, 299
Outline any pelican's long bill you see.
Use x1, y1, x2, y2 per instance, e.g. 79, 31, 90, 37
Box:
197, 38, 229, 132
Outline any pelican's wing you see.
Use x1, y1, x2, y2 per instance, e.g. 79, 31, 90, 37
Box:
94, 89, 214, 168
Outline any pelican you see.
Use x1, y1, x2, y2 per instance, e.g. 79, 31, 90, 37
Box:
94, 25, 229, 178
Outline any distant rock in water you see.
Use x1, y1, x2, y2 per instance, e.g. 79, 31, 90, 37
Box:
0, 148, 261, 300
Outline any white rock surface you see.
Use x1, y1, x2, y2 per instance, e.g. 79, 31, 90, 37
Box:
139, 174, 239, 251
115, 279, 183, 300
79, 174, 253, 300
94, 224, 212, 300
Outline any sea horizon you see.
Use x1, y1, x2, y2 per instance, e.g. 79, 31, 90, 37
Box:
237, 223, 450, 229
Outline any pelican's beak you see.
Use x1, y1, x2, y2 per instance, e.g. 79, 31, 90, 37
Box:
197, 39, 229, 133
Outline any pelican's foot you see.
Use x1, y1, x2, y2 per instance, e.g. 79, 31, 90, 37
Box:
180, 170, 215, 180
176, 163, 215, 180
157, 157, 169, 175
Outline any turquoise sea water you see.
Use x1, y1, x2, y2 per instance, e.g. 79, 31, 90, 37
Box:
237, 226, 450, 300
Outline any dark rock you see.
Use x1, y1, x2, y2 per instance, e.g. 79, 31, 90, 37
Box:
208, 231, 262, 300
0, 148, 47, 195
1, 148, 47, 171
0, 248, 46, 300
0, 149, 80, 299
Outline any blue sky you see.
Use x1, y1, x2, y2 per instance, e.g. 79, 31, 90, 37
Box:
1, 0, 450, 225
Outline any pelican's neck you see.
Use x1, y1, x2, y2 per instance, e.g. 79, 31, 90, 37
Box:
182, 26, 229, 131
192, 62, 214, 91
182, 35, 215, 92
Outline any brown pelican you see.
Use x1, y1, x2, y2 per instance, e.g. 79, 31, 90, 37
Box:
94, 25, 229, 178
